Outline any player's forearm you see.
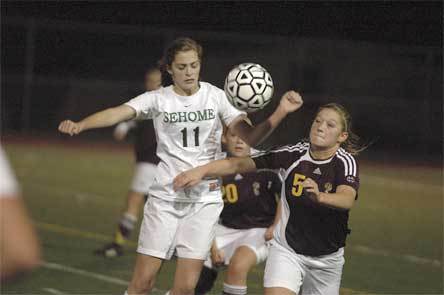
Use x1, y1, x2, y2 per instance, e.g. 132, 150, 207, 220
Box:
243, 106, 288, 147
79, 105, 135, 131
318, 192, 355, 210
203, 157, 256, 178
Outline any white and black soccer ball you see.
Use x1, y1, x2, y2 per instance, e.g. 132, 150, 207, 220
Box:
224, 63, 274, 113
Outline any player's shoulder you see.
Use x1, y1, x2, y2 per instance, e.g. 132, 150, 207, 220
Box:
334, 148, 359, 175
200, 81, 224, 96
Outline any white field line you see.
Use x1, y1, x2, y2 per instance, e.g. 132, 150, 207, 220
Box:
24, 182, 113, 204
42, 287, 68, 295
37, 222, 442, 269
42, 262, 163, 293
43, 262, 129, 286
350, 245, 442, 268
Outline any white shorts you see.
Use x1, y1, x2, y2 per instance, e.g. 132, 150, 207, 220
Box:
203, 224, 269, 269
264, 241, 344, 295
130, 162, 157, 194
137, 196, 223, 260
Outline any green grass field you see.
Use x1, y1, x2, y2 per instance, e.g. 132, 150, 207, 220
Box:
2, 141, 443, 294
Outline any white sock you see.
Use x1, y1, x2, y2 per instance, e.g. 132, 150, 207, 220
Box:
223, 283, 247, 295
164, 291, 171, 295
123, 291, 128, 295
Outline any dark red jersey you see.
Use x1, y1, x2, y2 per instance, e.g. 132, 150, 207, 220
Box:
252, 141, 360, 256
219, 169, 281, 229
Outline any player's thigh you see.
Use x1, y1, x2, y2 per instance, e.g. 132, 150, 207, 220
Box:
263, 243, 304, 294
172, 257, 205, 291
175, 201, 223, 260
265, 287, 296, 295
300, 253, 344, 295
137, 197, 180, 259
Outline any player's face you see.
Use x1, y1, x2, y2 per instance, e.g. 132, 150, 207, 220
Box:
223, 129, 251, 158
168, 50, 201, 96
309, 108, 348, 150
144, 70, 162, 91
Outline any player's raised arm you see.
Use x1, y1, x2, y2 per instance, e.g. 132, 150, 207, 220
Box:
58, 104, 136, 136
173, 157, 256, 191
230, 91, 303, 147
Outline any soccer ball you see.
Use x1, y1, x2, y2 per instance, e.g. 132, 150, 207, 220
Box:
224, 63, 274, 113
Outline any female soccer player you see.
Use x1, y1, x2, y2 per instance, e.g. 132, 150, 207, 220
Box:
195, 125, 281, 295
58, 37, 303, 295
94, 67, 162, 257
174, 103, 362, 295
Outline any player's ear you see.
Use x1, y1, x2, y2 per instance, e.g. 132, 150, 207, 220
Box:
338, 131, 348, 143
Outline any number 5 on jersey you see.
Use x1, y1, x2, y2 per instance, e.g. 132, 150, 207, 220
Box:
292, 173, 306, 197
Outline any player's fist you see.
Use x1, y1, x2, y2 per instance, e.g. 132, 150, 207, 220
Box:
279, 90, 303, 114
58, 120, 83, 136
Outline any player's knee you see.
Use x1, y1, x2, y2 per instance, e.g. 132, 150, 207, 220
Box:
195, 266, 218, 294
128, 275, 155, 294
227, 257, 251, 278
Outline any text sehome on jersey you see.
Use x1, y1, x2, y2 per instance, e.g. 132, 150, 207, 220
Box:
125, 82, 245, 202
252, 142, 359, 256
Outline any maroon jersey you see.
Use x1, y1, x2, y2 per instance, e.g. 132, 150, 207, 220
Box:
133, 120, 159, 164
252, 141, 360, 256
219, 169, 281, 229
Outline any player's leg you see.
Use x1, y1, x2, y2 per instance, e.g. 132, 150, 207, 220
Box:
223, 246, 256, 295
95, 162, 155, 257
223, 227, 268, 295
127, 253, 163, 294
113, 190, 145, 245
128, 197, 180, 293
172, 201, 224, 294
299, 248, 345, 295
263, 242, 304, 295
194, 265, 218, 295
170, 257, 206, 295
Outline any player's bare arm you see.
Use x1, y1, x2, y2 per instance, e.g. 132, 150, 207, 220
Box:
230, 91, 303, 147
58, 105, 136, 136
302, 178, 356, 210
173, 157, 256, 191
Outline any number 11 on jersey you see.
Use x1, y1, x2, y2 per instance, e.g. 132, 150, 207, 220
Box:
181, 127, 200, 147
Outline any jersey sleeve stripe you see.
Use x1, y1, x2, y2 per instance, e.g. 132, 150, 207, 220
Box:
337, 154, 350, 176
338, 149, 357, 176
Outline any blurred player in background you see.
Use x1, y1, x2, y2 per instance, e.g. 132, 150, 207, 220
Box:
0, 146, 41, 281
94, 67, 162, 257
195, 125, 282, 295
58, 37, 303, 295
175, 103, 362, 295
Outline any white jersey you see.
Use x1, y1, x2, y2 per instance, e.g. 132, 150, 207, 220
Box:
0, 146, 20, 197
125, 82, 245, 202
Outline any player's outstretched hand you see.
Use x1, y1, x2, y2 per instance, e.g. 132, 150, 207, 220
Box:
173, 167, 205, 191
279, 91, 303, 114
58, 120, 83, 136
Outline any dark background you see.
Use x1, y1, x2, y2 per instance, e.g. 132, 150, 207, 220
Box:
2, 1, 442, 159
